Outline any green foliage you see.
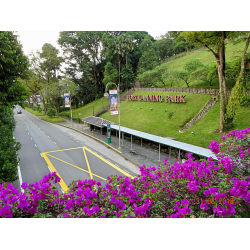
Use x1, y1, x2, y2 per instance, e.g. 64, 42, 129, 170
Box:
41, 117, 66, 123
0, 31, 30, 108
103, 62, 119, 84
47, 108, 56, 117
168, 112, 174, 119
0, 107, 20, 183
225, 77, 245, 125
95, 109, 108, 117
59, 106, 70, 113
240, 95, 250, 107
162, 69, 181, 87
137, 35, 160, 74
59, 111, 71, 118
0, 31, 29, 182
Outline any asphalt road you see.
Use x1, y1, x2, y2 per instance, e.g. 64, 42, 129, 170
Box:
13, 106, 139, 193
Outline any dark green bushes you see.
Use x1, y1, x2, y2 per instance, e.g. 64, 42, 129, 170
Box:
0, 107, 20, 183
95, 110, 108, 117
47, 108, 56, 117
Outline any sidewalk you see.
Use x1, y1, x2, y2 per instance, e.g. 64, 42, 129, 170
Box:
56, 118, 178, 168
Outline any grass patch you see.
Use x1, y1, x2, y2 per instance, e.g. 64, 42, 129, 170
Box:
59, 93, 125, 119
100, 91, 250, 149
41, 117, 66, 123
143, 39, 250, 90
25, 107, 43, 116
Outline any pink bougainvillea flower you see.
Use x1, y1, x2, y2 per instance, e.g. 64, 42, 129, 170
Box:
85, 199, 92, 206
21, 182, 27, 189
200, 203, 209, 211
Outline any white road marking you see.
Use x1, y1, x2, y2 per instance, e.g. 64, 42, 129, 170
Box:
40, 153, 43, 158
31, 138, 33, 140
48, 136, 50, 138
34, 144, 37, 147
48, 166, 52, 172
54, 142, 57, 144
17, 160, 24, 193
124, 169, 129, 174
28, 133, 29, 134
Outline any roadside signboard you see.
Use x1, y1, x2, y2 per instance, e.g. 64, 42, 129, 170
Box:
36, 95, 41, 105
64, 93, 70, 107
109, 90, 118, 115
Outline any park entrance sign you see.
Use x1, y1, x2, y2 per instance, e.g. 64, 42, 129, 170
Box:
127, 94, 186, 103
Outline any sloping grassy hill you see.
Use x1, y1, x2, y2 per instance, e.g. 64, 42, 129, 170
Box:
59, 92, 126, 120
100, 91, 250, 148
145, 40, 250, 90
60, 97, 110, 119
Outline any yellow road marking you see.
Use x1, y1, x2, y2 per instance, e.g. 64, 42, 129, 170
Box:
47, 153, 107, 181
82, 148, 97, 191
42, 146, 85, 154
84, 147, 134, 179
83, 148, 94, 180
62, 125, 122, 154
41, 152, 69, 192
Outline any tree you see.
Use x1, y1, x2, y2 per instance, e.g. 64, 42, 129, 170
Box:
0, 31, 30, 108
225, 35, 250, 125
103, 62, 119, 85
178, 59, 204, 88
137, 35, 160, 74
156, 33, 175, 60
190, 65, 211, 87
183, 32, 234, 130
163, 69, 182, 88
0, 31, 29, 183
207, 62, 218, 87
58, 31, 106, 103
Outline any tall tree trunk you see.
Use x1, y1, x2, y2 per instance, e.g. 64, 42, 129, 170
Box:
217, 32, 227, 131
224, 35, 250, 124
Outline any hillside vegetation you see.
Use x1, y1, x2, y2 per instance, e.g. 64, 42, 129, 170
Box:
100, 91, 250, 148
138, 40, 250, 90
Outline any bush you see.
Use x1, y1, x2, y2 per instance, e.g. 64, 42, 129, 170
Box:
240, 95, 250, 108
1, 127, 250, 218
59, 106, 70, 113
95, 110, 107, 117
47, 108, 56, 117
0, 107, 20, 183
72, 117, 83, 123
59, 111, 71, 118
37, 107, 42, 112
168, 112, 174, 119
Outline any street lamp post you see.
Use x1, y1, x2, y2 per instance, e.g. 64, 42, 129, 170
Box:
104, 82, 121, 150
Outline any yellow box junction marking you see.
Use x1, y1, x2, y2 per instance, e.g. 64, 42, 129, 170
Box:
46, 153, 107, 181
41, 146, 132, 193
